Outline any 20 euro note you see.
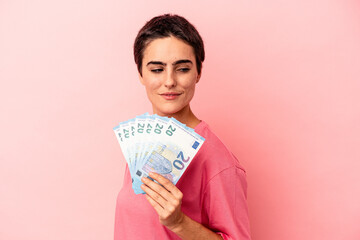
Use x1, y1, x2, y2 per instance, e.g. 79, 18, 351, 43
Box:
131, 117, 205, 194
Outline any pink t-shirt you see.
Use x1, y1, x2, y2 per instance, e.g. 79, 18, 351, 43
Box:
114, 121, 251, 240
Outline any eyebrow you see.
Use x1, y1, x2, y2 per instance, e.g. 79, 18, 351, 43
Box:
146, 59, 193, 66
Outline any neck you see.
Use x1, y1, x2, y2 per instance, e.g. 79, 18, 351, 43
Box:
154, 106, 201, 129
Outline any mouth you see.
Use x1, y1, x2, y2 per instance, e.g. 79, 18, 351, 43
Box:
159, 92, 182, 100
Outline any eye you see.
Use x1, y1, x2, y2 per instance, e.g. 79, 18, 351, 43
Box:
151, 69, 163, 73
178, 68, 190, 72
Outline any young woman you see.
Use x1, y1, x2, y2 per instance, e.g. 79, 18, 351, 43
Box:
114, 14, 251, 240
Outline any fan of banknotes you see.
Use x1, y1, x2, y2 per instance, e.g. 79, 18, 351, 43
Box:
113, 113, 205, 194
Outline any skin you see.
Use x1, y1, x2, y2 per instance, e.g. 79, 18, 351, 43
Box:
138, 36, 222, 240
139, 35, 201, 129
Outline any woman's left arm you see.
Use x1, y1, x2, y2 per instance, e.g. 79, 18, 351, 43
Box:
141, 172, 222, 240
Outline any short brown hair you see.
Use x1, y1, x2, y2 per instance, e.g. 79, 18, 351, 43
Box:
133, 13, 205, 76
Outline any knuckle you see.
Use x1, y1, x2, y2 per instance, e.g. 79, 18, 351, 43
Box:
172, 198, 179, 205
178, 192, 183, 199
162, 212, 171, 219
168, 205, 175, 213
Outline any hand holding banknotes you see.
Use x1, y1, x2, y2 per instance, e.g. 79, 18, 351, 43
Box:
140, 172, 185, 230
115, 114, 222, 239
141, 172, 222, 240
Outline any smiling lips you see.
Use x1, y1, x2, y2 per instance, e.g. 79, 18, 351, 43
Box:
160, 92, 182, 100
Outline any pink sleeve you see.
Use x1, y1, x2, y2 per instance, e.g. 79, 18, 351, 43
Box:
203, 167, 251, 240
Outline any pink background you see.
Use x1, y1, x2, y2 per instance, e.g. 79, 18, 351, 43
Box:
1, 0, 359, 239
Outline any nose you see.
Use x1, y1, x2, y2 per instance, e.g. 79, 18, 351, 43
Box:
164, 70, 176, 88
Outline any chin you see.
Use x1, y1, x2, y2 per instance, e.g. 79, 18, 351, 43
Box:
157, 109, 180, 116
155, 105, 187, 116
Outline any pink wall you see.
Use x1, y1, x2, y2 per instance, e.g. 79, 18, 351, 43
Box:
1, 0, 359, 239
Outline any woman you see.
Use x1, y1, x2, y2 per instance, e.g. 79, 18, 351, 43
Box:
114, 14, 251, 240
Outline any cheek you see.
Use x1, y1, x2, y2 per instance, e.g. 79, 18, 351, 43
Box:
183, 82, 197, 100
180, 72, 198, 88
143, 78, 161, 93
182, 77, 198, 92
187, 87, 196, 99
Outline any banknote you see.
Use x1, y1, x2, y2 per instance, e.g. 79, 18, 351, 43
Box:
113, 113, 205, 194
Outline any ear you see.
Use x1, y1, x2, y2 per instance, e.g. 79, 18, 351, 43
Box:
138, 72, 145, 85
196, 72, 201, 83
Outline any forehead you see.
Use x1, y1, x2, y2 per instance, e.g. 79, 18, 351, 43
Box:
143, 36, 195, 62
